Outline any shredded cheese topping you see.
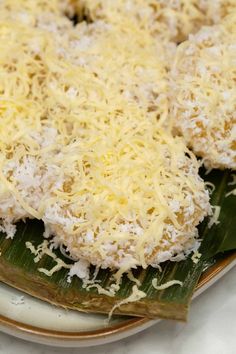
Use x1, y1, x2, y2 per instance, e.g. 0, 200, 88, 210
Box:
152, 279, 183, 290
226, 189, 236, 198
226, 174, 236, 197
191, 250, 202, 264
228, 174, 236, 186
108, 285, 146, 321
0, 1, 212, 272
170, 15, 236, 170
0, 0, 75, 20
208, 206, 221, 229
76, 0, 236, 42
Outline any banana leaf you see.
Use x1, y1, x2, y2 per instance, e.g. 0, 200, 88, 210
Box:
198, 169, 236, 257
0, 169, 235, 321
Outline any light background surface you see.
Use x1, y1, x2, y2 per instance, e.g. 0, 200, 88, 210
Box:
0, 265, 235, 354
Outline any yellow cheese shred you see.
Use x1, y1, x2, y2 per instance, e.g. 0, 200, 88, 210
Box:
0, 6, 210, 271
208, 206, 221, 229
76, 0, 236, 42
152, 279, 183, 291
170, 15, 236, 169
226, 189, 236, 198
108, 285, 146, 321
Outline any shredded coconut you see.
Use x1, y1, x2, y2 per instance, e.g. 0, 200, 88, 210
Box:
170, 17, 236, 169
0, 1, 211, 271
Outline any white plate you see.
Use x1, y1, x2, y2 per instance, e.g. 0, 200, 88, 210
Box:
0, 253, 236, 348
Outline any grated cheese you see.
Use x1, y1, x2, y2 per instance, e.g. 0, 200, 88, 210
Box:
152, 279, 183, 290
204, 182, 216, 195
108, 285, 146, 321
226, 174, 236, 197
26, 239, 119, 297
38, 259, 71, 277
208, 206, 221, 229
226, 189, 236, 198
126, 270, 141, 287
228, 174, 236, 186
0, 0, 75, 23
76, 0, 236, 42
170, 15, 236, 170
0, 3, 211, 271
191, 250, 202, 264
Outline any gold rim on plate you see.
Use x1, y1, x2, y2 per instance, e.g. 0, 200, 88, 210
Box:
0, 252, 236, 343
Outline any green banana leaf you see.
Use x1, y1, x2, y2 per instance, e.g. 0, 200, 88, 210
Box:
198, 169, 236, 258
0, 169, 235, 321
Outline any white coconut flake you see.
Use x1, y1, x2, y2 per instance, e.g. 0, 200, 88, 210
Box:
67, 259, 90, 283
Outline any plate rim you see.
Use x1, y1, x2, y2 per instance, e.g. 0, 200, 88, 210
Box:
0, 252, 236, 346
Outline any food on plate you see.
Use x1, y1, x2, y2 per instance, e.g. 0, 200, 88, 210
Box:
169, 15, 236, 170
0, 17, 211, 271
75, 0, 236, 42
0, 0, 74, 18
0, 0, 75, 35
